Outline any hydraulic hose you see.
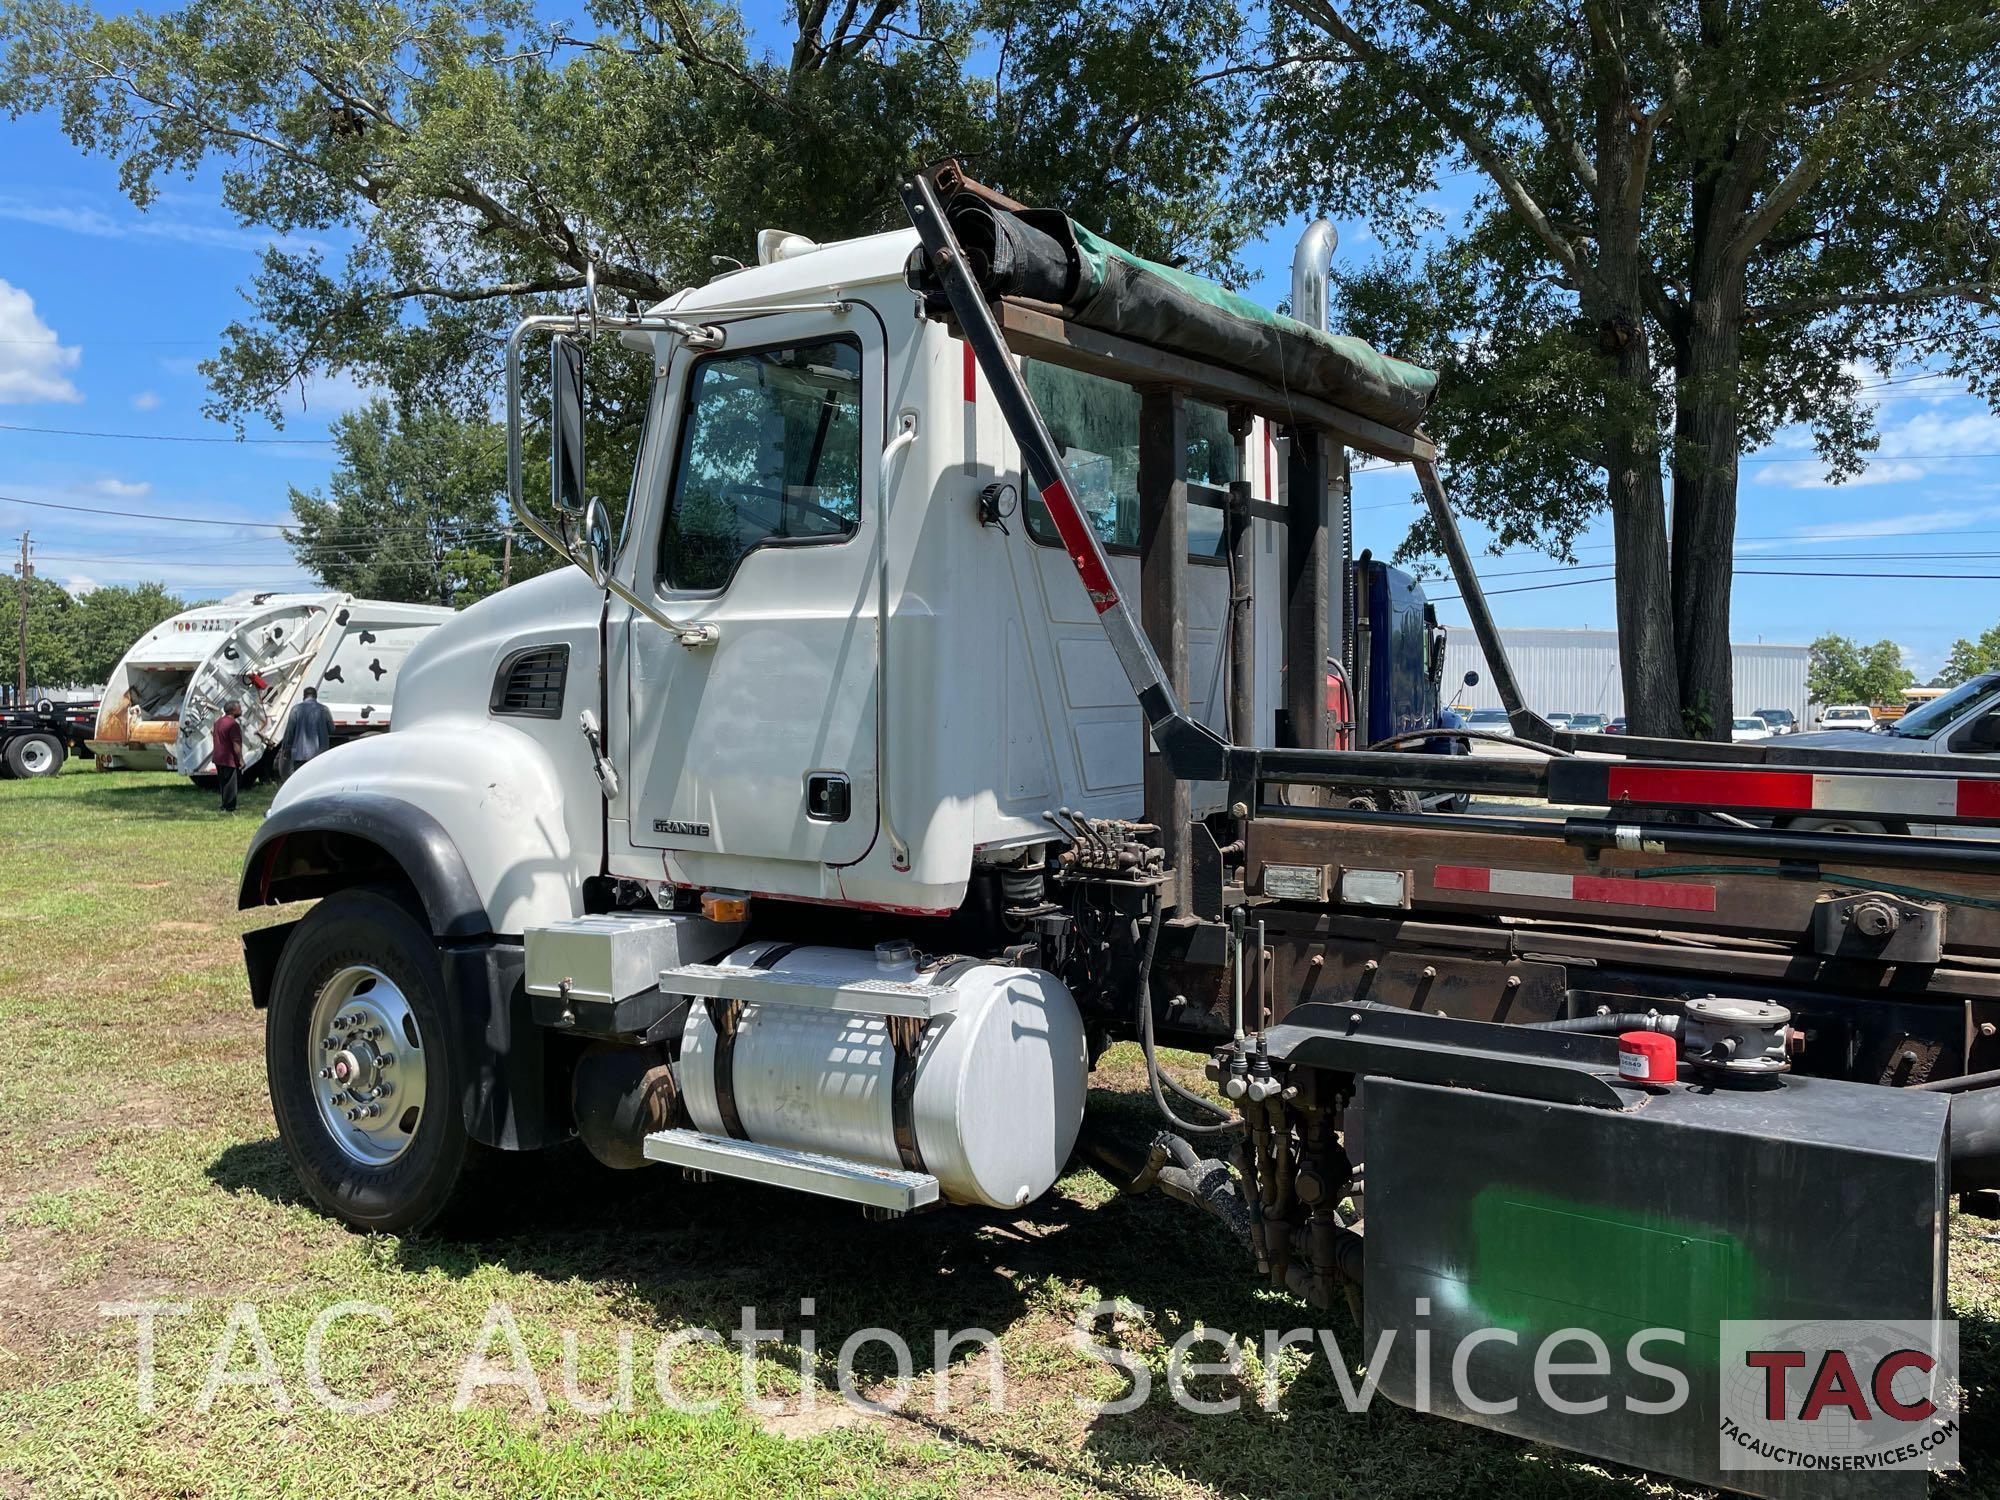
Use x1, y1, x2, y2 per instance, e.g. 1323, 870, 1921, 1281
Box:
1135, 903, 1239, 1135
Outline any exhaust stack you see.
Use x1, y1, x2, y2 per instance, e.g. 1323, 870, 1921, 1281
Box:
1290, 219, 1337, 331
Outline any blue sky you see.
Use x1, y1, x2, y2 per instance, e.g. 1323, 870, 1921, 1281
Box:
1, 17, 1996, 677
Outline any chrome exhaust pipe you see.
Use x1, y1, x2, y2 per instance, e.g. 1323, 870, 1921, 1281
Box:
1290, 220, 1337, 331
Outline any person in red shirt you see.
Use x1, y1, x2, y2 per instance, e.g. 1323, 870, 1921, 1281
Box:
211, 699, 244, 813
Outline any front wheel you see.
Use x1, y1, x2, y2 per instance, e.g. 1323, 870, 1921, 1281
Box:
265, 889, 483, 1233
5, 733, 64, 778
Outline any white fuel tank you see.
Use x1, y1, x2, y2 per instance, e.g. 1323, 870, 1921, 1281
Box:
679, 943, 1088, 1209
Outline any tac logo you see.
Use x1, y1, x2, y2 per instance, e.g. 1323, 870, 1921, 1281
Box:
1718, 1319, 1959, 1475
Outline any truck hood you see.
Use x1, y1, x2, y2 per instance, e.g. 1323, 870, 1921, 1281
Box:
1786, 729, 1906, 752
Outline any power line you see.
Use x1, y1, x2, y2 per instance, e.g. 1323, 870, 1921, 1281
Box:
0, 493, 301, 529
1430, 567, 2000, 602
0, 421, 333, 446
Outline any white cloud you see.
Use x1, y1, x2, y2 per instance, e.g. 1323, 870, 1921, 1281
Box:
1737, 502, 2000, 551
61, 574, 100, 597
1777, 459, 1926, 490
0, 280, 82, 404
131, 390, 162, 411
71, 476, 153, 499
0, 194, 324, 255
1875, 408, 2000, 459
1757, 401, 2000, 489
288, 369, 379, 418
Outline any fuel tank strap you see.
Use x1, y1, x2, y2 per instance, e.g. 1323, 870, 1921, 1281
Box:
705, 997, 748, 1140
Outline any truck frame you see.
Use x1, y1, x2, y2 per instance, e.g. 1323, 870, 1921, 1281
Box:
235, 166, 1997, 1496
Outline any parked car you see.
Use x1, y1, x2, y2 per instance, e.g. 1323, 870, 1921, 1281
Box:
1545, 712, 1574, 730
1603, 717, 1627, 735
1753, 708, 1798, 735
1568, 712, 1608, 732
1817, 704, 1876, 730
1731, 715, 1773, 742
1780, 672, 2000, 834
1465, 707, 1513, 737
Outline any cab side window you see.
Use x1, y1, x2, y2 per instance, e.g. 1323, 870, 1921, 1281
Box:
659, 337, 863, 591
1019, 359, 1238, 564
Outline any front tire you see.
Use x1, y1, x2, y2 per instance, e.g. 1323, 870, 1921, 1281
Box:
265, 889, 482, 1233
6, 733, 64, 778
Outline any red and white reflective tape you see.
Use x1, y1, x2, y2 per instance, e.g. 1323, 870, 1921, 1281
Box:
1434, 863, 1718, 913
1038, 479, 1120, 612
1548, 761, 2000, 824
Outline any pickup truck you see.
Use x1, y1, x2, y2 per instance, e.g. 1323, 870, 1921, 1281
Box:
1782, 671, 2000, 832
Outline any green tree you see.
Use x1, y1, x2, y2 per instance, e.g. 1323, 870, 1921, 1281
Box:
288, 399, 540, 606
1807, 633, 1912, 708
0, 0, 1268, 434
0, 574, 80, 693
1264, 0, 2000, 737
68, 581, 183, 683
1940, 623, 2000, 686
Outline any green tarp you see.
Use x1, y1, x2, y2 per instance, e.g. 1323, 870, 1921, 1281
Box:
916, 194, 1439, 435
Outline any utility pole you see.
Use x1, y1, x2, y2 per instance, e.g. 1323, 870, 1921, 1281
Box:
13, 531, 30, 707
500, 524, 513, 590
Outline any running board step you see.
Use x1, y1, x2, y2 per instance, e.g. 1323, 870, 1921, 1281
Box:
655, 961, 958, 1020
642, 1129, 940, 1213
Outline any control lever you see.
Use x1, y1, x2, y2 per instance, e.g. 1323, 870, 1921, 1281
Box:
578, 708, 619, 799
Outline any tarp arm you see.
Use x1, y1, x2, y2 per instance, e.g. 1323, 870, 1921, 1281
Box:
899, 172, 1229, 780
1412, 458, 1547, 743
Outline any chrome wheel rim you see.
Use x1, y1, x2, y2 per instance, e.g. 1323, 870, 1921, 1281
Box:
307, 965, 428, 1167
18, 739, 55, 775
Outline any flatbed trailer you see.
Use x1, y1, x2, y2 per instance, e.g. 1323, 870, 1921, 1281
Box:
0, 698, 96, 779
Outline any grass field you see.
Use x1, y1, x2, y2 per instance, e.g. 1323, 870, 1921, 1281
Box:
1, 764, 1995, 1498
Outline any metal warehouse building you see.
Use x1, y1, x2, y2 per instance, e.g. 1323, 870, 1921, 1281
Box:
1440, 628, 1810, 723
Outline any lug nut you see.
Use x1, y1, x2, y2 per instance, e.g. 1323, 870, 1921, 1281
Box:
377, 1052, 395, 1068
346, 1107, 361, 1120
319, 1067, 332, 1080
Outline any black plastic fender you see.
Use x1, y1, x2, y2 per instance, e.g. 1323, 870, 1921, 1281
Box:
239, 791, 491, 938
237, 792, 567, 1151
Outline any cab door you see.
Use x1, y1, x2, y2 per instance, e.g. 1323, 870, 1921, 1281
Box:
619, 309, 883, 869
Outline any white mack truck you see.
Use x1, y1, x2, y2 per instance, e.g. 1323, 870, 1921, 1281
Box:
237, 165, 2000, 1496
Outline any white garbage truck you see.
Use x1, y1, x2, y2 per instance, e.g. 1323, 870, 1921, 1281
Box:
236, 165, 2000, 1496
91, 590, 453, 779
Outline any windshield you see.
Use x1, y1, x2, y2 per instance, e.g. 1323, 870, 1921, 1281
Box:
1467, 709, 1508, 723
1891, 676, 1999, 738
1756, 709, 1793, 724
1570, 714, 1606, 728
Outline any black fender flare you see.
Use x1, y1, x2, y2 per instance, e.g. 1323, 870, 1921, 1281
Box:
238, 791, 491, 939
237, 792, 565, 1151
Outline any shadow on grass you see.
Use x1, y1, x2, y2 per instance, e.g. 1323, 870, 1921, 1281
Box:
204, 1120, 1611, 1499
79, 778, 279, 819
207, 1110, 2000, 1500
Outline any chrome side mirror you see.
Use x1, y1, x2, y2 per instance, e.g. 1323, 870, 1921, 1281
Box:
580, 497, 613, 587
551, 335, 587, 516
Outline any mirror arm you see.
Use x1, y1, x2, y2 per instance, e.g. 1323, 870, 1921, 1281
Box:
505, 310, 722, 648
